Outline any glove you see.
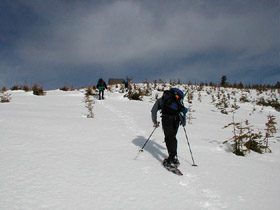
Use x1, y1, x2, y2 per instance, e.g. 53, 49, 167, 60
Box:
153, 122, 160, 128
179, 111, 186, 127
179, 119, 186, 127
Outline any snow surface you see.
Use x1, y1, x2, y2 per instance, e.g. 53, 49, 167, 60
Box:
1, 86, 280, 210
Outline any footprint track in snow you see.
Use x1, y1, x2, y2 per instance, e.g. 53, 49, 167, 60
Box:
100, 102, 140, 135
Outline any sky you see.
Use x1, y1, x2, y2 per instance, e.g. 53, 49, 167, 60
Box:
0, 0, 279, 89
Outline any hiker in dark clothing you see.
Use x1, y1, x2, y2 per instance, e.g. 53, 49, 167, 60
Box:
151, 88, 187, 167
124, 78, 129, 92
97, 78, 107, 100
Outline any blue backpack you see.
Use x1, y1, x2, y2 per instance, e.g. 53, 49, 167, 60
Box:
162, 88, 185, 115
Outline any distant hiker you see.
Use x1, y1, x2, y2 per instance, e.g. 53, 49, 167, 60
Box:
97, 78, 107, 100
151, 88, 188, 167
124, 78, 129, 92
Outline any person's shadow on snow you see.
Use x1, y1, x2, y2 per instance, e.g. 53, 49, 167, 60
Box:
132, 136, 167, 163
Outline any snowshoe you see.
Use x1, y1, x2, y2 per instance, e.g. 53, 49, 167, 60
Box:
163, 158, 183, 176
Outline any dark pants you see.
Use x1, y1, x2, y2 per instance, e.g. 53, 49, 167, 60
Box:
162, 115, 180, 160
98, 88, 105, 100
125, 83, 128, 92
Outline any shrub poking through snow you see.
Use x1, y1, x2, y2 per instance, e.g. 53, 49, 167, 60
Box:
223, 112, 277, 155
60, 85, 70, 91
84, 95, 95, 118
0, 92, 11, 103
22, 84, 31, 92
223, 115, 248, 156
32, 84, 45, 96
263, 115, 278, 153
2, 86, 7, 92
85, 86, 95, 96
124, 90, 142, 100
10, 85, 21, 91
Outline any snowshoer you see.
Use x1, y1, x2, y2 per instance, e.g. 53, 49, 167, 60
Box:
151, 88, 188, 167
124, 78, 129, 92
97, 78, 107, 100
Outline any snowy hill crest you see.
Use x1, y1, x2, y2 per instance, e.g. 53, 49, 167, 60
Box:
1, 83, 280, 210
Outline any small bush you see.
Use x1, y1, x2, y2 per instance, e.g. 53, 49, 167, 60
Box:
124, 90, 143, 101
239, 95, 250, 103
60, 85, 70, 91
262, 115, 278, 153
22, 85, 31, 92
32, 84, 45, 96
2, 86, 7, 92
223, 113, 276, 156
85, 87, 95, 96
84, 95, 95, 118
244, 139, 263, 154
257, 97, 280, 112
11, 85, 21, 91
0, 92, 11, 103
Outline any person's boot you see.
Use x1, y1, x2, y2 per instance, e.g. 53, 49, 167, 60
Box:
166, 156, 180, 167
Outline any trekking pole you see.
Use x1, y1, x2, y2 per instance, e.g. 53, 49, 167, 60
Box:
183, 126, 198, 167
139, 125, 158, 152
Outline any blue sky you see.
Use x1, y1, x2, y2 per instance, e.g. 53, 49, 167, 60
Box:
0, 0, 279, 89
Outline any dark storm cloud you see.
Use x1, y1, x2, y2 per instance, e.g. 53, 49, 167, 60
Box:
0, 0, 279, 88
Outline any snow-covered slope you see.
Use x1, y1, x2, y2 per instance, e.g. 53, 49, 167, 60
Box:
1, 86, 280, 210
